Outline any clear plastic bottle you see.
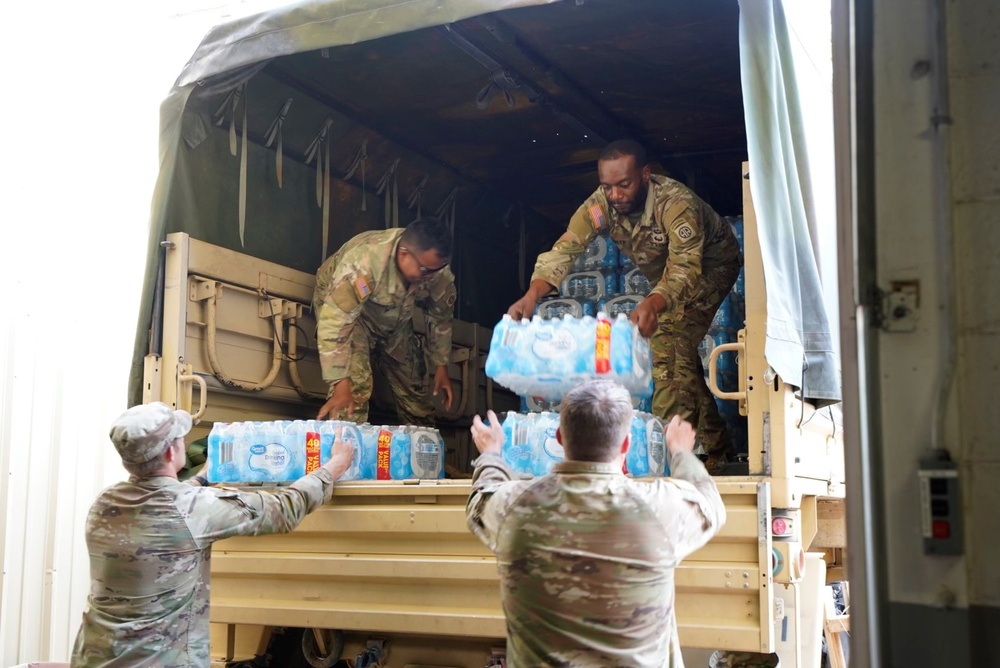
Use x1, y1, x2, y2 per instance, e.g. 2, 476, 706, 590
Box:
357, 423, 381, 480
207, 422, 234, 483
389, 426, 413, 480
627, 412, 667, 477
410, 426, 445, 479
531, 411, 564, 476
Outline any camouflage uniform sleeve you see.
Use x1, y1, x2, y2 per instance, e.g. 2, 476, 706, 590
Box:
466, 452, 518, 551
421, 269, 457, 368
185, 469, 336, 546
648, 196, 704, 311
315, 255, 375, 383
642, 451, 726, 560
530, 195, 605, 289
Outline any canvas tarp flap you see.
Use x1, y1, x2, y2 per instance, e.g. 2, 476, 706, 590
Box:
738, 0, 841, 404
174, 0, 562, 89
129, 0, 560, 406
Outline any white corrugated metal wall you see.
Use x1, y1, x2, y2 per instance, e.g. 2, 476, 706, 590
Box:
0, 2, 288, 665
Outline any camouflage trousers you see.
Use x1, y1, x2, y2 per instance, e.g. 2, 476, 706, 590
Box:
650, 260, 740, 457
327, 323, 436, 426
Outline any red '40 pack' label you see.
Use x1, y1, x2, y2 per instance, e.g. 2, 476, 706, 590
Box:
376, 429, 393, 480
305, 432, 321, 473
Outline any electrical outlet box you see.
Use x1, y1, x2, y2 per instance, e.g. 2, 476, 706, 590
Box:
918, 455, 962, 555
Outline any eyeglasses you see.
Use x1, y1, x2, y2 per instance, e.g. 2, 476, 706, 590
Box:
400, 245, 448, 276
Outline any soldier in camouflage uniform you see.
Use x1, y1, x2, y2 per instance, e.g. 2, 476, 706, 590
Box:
313, 216, 456, 425
71, 402, 354, 668
509, 140, 742, 473
467, 379, 726, 667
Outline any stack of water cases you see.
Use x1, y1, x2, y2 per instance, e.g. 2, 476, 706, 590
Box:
486, 312, 654, 401
697, 216, 748, 454
500, 410, 668, 478
529, 233, 652, 411
206, 420, 446, 484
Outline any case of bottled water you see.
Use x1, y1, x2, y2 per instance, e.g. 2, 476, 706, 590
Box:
620, 267, 652, 296
535, 296, 596, 320
207, 422, 287, 484
571, 235, 620, 272
365, 425, 445, 480
560, 270, 619, 302
597, 294, 643, 319
207, 420, 442, 483
498, 410, 666, 478
485, 314, 653, 400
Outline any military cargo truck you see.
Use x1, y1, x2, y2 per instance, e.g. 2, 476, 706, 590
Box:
134, 1, 845, 665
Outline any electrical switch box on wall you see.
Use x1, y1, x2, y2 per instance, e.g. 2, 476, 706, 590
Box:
918, 452, 962, 555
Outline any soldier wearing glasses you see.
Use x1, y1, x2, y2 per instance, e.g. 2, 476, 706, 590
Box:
313, 216, 456, 424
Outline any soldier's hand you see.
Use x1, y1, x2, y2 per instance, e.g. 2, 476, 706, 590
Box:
433, 365, 454, 411
318, 379, 354, 420
471, 409, 504, 455
322, 426, 355, 479
664, 415, 696, 456
507, 293, 538, 321
630, 294, 667, 338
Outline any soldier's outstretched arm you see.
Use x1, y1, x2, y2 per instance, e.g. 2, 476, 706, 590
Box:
643, 416, 726, 559
184, 467, 338, 547
466, 411, 518, 551
513, 194, 608, 321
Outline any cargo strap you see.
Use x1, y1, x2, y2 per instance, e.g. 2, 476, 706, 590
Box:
263, 98, 293, 188
406, 174, 428, 218
435, 186, 459, 236
476, 69, 519, 109
375, 158, 401, 228
305, 118, 334, 261
344, 140, 369, 212
213, 83, 248, 246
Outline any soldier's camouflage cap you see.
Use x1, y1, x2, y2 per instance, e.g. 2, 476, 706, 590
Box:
110, 402, 192, 464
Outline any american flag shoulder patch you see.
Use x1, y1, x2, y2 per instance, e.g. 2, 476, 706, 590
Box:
353, 275, 371, 300
588, 204, 606, 230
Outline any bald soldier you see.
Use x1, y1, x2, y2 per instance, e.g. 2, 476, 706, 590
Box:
467, 379, 726, 666
314, 216, 456, 424
508, 140, 742, 473
71, 402, 355, 667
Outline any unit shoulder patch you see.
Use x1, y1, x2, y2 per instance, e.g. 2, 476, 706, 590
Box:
675, 222, 695, 241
